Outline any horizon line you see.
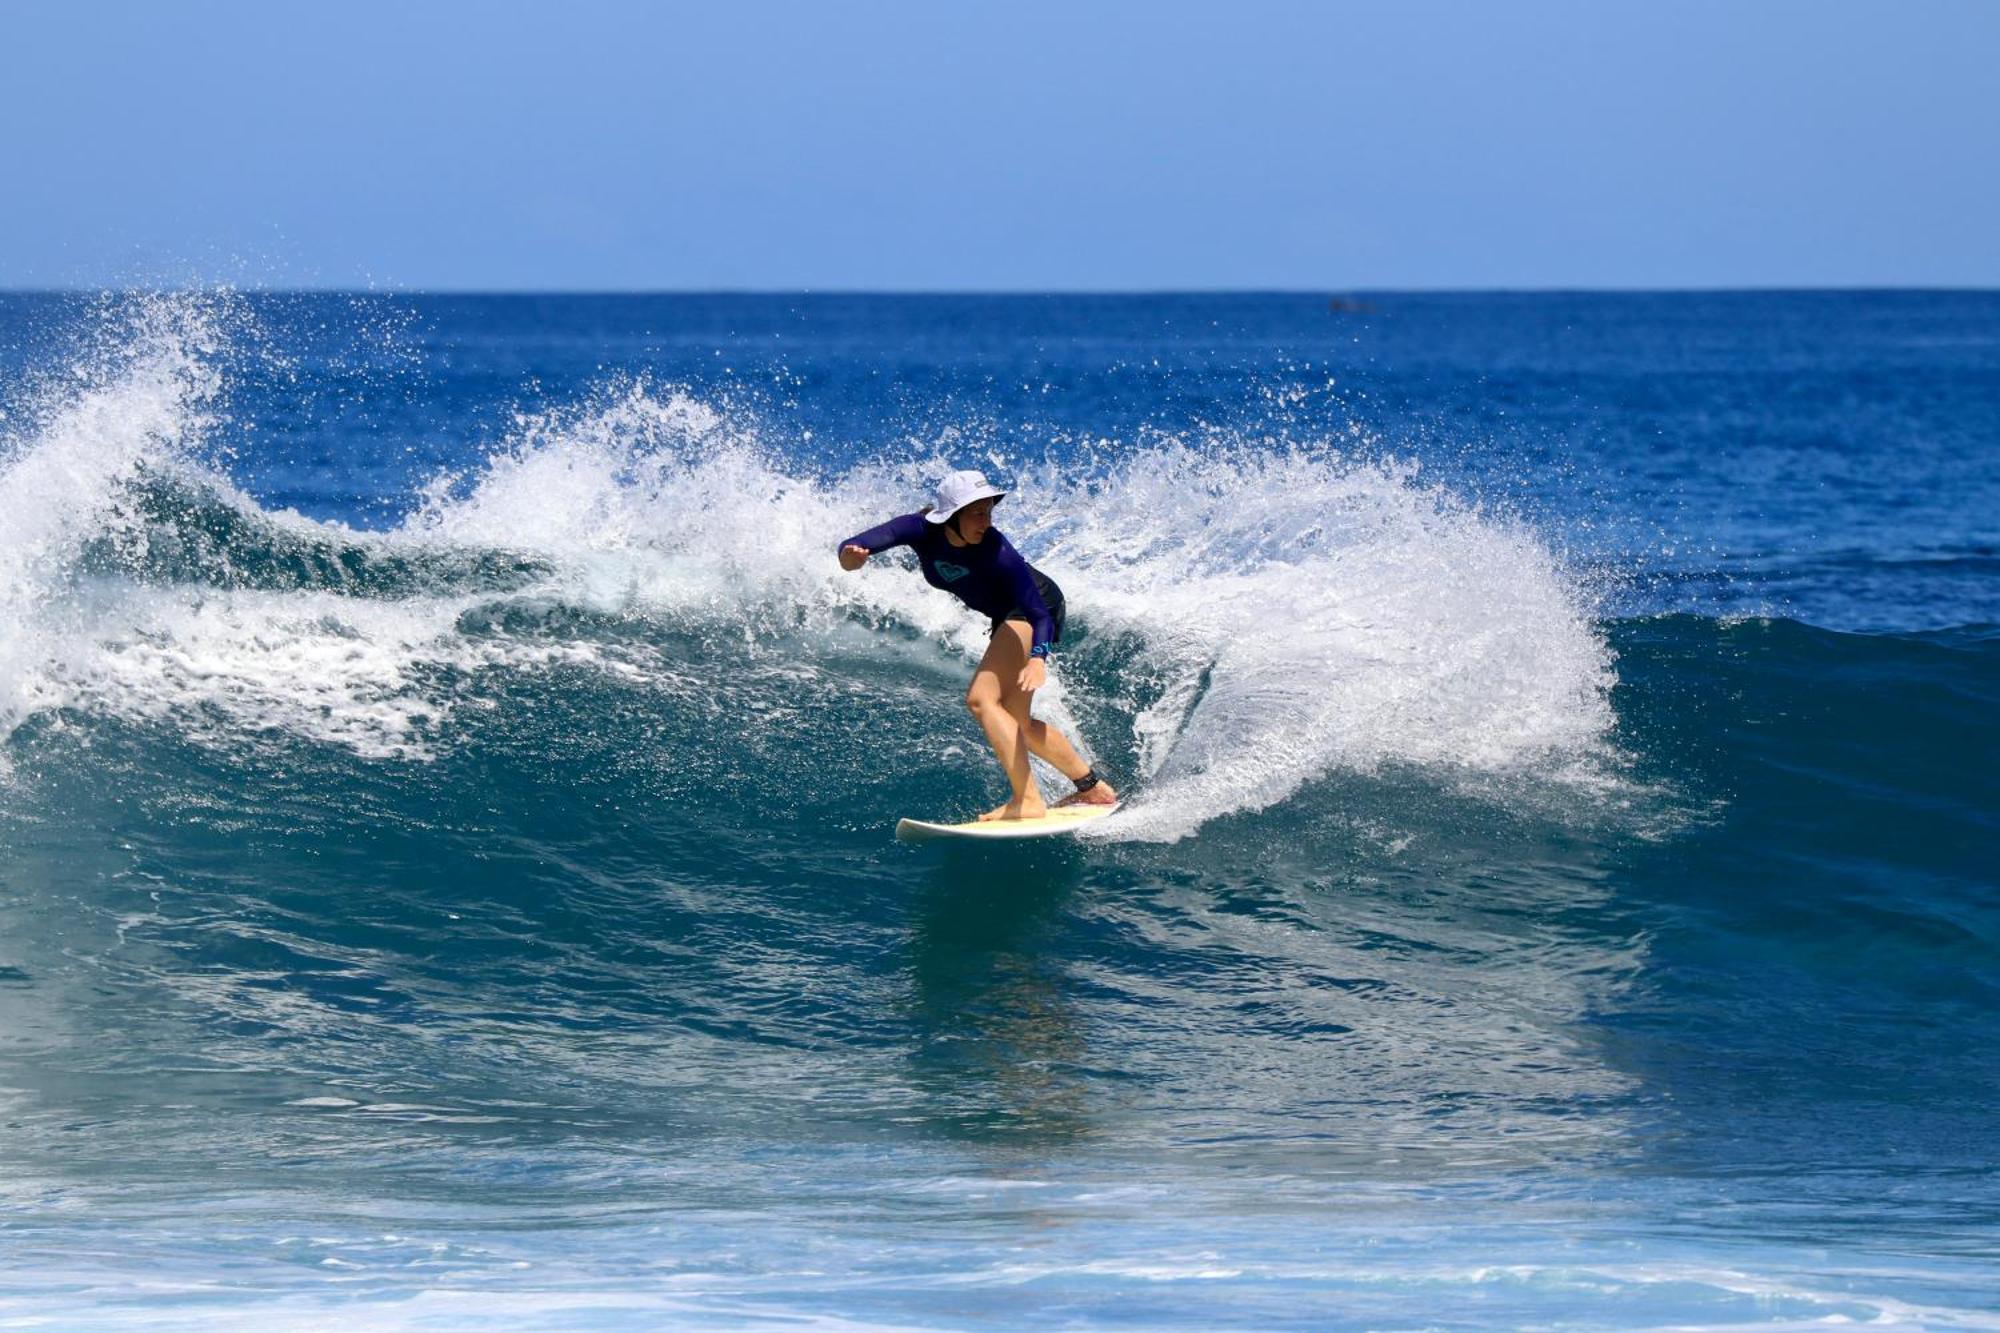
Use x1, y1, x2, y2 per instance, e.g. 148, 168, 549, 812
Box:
2, 283, 1997, 299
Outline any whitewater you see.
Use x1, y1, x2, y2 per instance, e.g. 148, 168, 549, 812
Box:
0, 291, 1994, 1328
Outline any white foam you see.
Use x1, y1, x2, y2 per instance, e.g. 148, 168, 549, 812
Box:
404, 382, 967, 645
0, 295, 230, 762
1012, 444, 1618, 841
0, 301, 618, 764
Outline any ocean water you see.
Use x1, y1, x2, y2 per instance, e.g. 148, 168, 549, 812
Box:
0, 290, 1994, 1329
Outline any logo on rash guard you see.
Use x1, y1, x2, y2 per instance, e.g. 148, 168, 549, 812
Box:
933, 561, 971, 582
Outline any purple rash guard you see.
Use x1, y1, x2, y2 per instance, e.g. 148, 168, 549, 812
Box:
839, 512, 1059, 657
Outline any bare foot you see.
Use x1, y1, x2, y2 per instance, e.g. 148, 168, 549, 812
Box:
1055, 778, 1119, 808
977, 798, 1049, 822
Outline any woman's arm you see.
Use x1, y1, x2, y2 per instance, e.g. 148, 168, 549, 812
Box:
837, 513, 926, 570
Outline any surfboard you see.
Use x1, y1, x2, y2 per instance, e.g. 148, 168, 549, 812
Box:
895, 802, 1120, 843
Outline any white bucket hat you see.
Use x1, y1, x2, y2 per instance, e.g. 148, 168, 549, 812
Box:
924, 469, 1008, 524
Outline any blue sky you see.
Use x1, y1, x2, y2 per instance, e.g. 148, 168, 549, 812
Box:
7, 1, 1996, 290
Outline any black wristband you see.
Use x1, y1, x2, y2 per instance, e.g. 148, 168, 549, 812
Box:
1073, 768, 1100, 793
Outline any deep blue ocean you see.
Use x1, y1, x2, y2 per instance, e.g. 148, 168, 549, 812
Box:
0, 291, 1995, 1328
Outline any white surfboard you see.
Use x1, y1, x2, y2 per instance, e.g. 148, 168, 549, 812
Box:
895, 802, 1120, 843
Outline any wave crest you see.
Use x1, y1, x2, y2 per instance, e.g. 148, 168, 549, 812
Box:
1, 301, 1616, 837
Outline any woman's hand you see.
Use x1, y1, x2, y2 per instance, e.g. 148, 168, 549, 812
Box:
838, 544, 870, 571
1017, 656, 1047, 693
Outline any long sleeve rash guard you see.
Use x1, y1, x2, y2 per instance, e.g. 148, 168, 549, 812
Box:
839, 513, 1058, 656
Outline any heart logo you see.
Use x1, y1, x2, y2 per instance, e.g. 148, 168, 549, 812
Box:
934, 560, 971, 582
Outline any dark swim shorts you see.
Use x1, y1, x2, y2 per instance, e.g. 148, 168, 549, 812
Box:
989, 568, 1066, 645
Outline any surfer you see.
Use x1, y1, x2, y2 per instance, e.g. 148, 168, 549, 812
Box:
837, 470, 1118, 822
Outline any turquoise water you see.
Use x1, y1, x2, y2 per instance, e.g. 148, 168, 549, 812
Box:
0, 292, 1995, 1327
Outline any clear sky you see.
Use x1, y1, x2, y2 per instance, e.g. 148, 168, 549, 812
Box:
6, 0, 1996, 290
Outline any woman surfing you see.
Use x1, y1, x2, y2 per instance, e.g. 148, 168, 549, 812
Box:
837, 470, 1118, 822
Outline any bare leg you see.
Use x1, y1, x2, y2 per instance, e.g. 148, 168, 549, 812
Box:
1021, 719, 1118, 806
966, 623, 1118, 818
966, 623, 1045, 820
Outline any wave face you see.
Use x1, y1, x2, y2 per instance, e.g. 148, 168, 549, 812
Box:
0, 292, 1995, 1327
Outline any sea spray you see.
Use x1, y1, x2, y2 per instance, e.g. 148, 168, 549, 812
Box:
0, 294, 234, 759
1, 306, 1617, 836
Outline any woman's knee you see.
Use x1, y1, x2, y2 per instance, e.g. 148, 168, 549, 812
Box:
965, 679, 1002, 715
